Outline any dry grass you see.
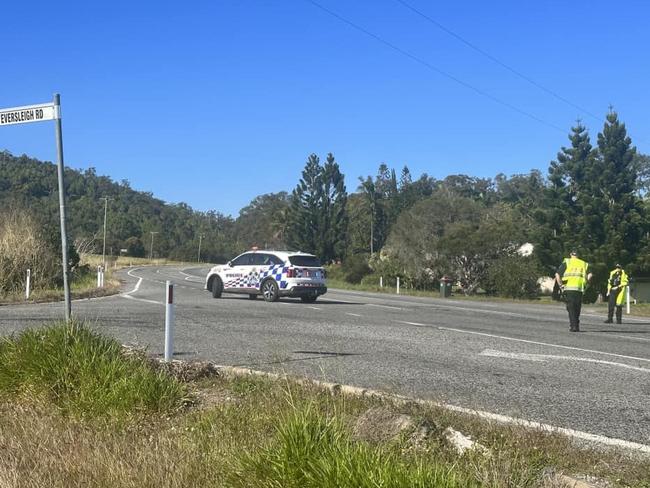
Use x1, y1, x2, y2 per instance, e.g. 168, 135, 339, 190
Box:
0, 208, 59, 294
0, 371, 647, 487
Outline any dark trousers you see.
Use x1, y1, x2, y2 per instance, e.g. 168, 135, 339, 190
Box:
607, 290, 623, 323
565, 290, 583, 331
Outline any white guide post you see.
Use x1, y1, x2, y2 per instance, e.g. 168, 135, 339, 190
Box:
396, 276, 400, 295
164, 281, 174, 362
626, 286, 631, 314
25, 269, 31, 300
380, 276, 383, 288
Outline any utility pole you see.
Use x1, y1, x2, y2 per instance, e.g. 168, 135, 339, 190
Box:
149, 231, 159, 260
197, 234, 204, 263
101, 197, 113, 268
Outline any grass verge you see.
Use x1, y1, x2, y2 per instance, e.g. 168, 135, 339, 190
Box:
0, 322, 647, 487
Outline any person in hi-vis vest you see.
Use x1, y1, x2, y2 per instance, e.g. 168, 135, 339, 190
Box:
555, 250, 593, 332
604, 264, 628, 324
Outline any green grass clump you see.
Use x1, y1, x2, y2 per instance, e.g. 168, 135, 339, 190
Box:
0, 322, 186, 418
230, 404, 475, 488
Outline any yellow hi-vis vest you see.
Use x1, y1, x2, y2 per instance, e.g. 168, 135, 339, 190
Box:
607, 268, 629, 306
562, 257, 588, 292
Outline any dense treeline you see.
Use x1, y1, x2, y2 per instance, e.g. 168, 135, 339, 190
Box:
1, 110, 648, 298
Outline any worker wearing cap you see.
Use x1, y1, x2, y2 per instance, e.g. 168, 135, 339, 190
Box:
555, 250, 593, 332
605, 263, 628, 324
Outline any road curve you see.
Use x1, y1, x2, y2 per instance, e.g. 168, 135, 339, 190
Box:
1, 265, 649, 447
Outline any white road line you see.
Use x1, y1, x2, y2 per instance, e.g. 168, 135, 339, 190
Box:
367, 303, 402, 311
345, 312, 362, 317
439, 326, 650, 364
480, 349, 650, 373
121, 295, 163, 306
309, 306, 321, 311
124, 269, 144, 295
397, 320, 426, 327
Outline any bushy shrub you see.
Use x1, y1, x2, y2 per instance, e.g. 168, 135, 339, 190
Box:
484, 254, 541, 299
0, 208, 60, 295
342, 254, 372, 284
0, 322, 186, 417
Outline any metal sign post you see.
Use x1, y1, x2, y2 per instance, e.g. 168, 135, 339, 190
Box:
0, 94, 71, 321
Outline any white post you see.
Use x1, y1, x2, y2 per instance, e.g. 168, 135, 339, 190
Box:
380, 276, 383, 288
25, 269, 31, 300
100, 267, 105, 287
164, 281, 174, 362
97, 266, 102, 287
396, 276, 400, 295
626, 285, 631, 314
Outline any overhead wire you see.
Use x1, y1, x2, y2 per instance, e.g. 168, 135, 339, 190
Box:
306, 0, 566, 134
395, 0, 603, 123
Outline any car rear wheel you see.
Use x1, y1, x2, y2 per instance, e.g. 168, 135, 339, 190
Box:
261, 279, 279, 302
211, 277, 223, 298
300, 295, 317, 303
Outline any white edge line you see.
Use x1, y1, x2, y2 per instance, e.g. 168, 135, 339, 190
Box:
217, 365, 650, 455
397, 320, 426, 326
121, 295, 163, 306
366, 303, 402, 310
345, 312, 362, 317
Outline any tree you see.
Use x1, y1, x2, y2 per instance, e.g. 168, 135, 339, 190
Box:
536, 113, 647, 298
285, 153, 348, 262
286, 154, 322, 254
535, 122, 595, 275
125, 236, 145, 257
592, 111, 646, 281
235, 192, 290, 249
318, 154, 347, 260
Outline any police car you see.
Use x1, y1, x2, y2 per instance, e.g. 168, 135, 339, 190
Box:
205, 249, 327, 303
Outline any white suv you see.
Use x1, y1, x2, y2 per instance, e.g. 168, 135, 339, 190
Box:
205, 250, 327, 303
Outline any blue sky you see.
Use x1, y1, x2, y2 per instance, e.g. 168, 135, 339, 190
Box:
1, 0, 648, 216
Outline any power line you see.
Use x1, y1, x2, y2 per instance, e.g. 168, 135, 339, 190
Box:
306, 0, 566, 133
395, 0, 604, 123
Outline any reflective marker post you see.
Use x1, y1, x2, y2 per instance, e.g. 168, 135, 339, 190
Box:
626, 286, 631, 315
0, 95, 70, 321
164, 281, 174, 362
25, 269, 31, 300
396, 276, 400, 295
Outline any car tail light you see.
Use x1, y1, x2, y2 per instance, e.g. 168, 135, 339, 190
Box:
286, 268, 295, 278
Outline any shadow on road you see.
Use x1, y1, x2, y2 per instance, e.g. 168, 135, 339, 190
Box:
236, 350, 361, 368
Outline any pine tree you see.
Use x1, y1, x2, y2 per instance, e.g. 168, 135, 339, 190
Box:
286, 154, 322, 253
592, 111, 645, 278
536, 123, 595, 272
319, 153, 348, 261
286, 153, 348, 261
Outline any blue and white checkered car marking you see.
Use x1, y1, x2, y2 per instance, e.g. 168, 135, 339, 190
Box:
259, 264, 289, 289
224, 265, 289, 290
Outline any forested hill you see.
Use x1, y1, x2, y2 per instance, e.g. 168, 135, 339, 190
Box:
0, 151, 238, 262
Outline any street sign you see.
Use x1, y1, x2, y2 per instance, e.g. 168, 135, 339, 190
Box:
0, 94, 71, 322
0, 102, 58, 126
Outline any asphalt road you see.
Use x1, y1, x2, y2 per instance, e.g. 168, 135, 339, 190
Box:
1, 265, 649, 447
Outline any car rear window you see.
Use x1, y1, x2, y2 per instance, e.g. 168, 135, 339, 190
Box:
289, 255, 322, 267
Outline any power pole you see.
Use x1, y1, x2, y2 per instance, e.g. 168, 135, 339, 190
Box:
197, 234, 204, 263
101, 197, 113, 267
150, 231, 159, 260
